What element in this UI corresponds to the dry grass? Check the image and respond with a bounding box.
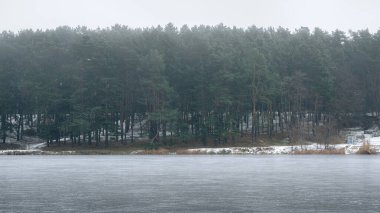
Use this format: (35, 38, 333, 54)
(139, 148, 171, 155)
(357, 141, 376, 154)
(293, 148, 345, 155)
(43, 141, 147, 152)
(175, 149, 206, 155)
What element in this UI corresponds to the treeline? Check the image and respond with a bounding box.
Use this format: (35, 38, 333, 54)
(0, 24, 379, 147)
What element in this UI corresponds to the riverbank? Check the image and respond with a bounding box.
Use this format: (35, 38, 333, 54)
(1, 142, 379, 155)
(2, 127, 380, 155)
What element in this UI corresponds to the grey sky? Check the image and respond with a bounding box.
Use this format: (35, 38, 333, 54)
(0, 0, 379, 33)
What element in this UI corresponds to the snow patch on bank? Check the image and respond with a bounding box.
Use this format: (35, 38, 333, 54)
(26, 142, 46, 150)
(2, 126, 380, 155)
(0, 150, 75, 155)
(186, 126, 380, 155)
(187, 143, 349, 155)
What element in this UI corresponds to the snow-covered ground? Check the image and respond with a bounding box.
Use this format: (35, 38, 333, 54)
(0, 138, 48, 155)
(186, 144, 342, 155)
(185, 143, 380, 155)
(0, 149, 75, 155)
(2, 126, 380, 155)
(186, 126, 380, 155)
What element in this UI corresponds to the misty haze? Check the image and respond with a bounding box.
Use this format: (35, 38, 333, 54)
(1, 0, 380, 212)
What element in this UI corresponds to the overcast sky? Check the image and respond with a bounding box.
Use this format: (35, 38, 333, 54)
(0, 0, 379, 33)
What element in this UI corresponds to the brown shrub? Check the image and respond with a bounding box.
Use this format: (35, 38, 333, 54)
(357, 141, 376, 154)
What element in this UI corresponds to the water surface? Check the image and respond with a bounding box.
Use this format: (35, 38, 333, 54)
(1, 155, 380, 212)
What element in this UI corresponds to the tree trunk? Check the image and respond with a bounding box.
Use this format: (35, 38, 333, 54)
(88, 131, 92, 145)
(251, 99, 256, 144)
(115, 113, 119, 143)
(105, 124, 109, 147)
(20, 114, 24, 140)
(120, 116, 124, 144)
(1, 114, 6, 143)
(131, 113, 134, 143)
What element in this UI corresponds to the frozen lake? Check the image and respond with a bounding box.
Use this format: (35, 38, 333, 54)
(1, 155, 380, 212)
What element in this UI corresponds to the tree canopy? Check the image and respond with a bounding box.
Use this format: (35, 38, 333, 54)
(1, 24, 379, 146)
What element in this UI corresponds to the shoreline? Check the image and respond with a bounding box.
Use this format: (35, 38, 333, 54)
(1, 143, 378, 155)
